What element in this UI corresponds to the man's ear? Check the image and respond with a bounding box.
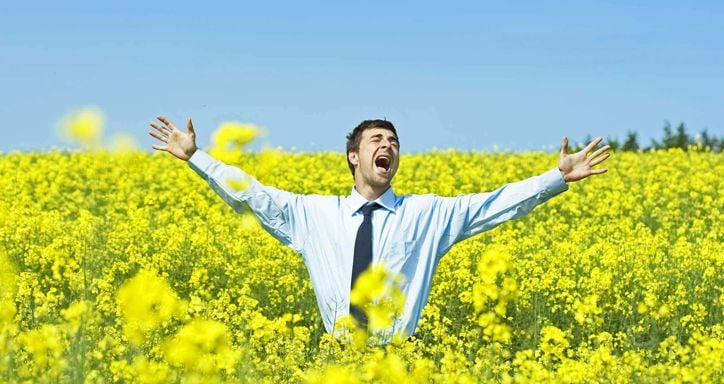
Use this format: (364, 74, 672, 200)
(348, 151, 359, 167)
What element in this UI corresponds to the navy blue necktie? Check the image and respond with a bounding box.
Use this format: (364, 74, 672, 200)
(350, 202, 381, 327)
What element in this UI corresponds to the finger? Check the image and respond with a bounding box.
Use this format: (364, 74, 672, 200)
(149, 130, 169, 143)
(589, 153, 610, 166)
(590, 168, 608, 175)
(561, 136, 568, 155)
(150, 122, 171, 136)
(151, 144, 167, 152)
(589, 144, 610, 159)
(584, 137, 603, 153)
(157, 115, 178, 131)
(187, 118, 195, 135)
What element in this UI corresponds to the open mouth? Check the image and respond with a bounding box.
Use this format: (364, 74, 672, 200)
(374, 155, 392, 174)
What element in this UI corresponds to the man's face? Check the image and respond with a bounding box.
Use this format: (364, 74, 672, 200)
(348, 128, 400, 189)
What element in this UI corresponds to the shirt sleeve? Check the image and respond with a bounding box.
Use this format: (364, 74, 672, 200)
(434, 167, 569, 257)
(187, 150, 306, 251)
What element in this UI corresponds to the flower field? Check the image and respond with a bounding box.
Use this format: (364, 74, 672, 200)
(0, 146, 721, 383)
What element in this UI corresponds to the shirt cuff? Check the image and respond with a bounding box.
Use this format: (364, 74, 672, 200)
(187, 149, 215, 176)
(540, 167, 569, 197)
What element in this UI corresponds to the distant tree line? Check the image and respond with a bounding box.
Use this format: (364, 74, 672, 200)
(575, 121, 722, 152)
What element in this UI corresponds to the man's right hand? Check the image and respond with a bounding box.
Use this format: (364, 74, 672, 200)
(149, 116, 198, 161)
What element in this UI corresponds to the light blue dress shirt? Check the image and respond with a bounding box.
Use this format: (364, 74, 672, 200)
(188, 150, 569, 339)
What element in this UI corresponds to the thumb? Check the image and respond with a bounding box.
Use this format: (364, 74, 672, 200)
(187, 118, 195, 135)
(560, 136, 568, 155)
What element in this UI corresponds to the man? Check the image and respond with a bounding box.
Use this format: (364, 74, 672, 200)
(148, 116, 610, 341)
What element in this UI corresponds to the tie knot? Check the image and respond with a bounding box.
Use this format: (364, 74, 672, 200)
(361, 202, 381, 217)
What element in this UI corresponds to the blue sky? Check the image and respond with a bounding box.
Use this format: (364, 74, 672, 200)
(1, 1, 722, 153)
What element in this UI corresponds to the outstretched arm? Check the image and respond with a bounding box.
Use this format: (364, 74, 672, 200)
(148, 115, 307, 250)
(433, 135, 610, 258)
(558, 136, 610, 183)
(148, 116, 198, 161)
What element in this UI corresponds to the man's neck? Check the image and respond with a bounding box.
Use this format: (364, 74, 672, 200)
(354, 183, 390, 201)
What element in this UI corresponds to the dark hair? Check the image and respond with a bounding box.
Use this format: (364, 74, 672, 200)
(346, 119, 399, 176)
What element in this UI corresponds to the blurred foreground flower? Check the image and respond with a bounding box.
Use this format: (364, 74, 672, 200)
(58, 107, 105, 149)
(61, 300, 89, 334)
(131, 356, 171, 384)
(164, 319, 240, 375)
(116, 270, 184, 345)
(16, 324, 66, 374)
(0, 250, 17, 327)
(212, 121, 261, 150)
(304, 365, 360, 384)
(350, 265, 405, 334)
(209, 121, 263, 163)
(472, 246, 518, 343)
(109, 133, 140, 152)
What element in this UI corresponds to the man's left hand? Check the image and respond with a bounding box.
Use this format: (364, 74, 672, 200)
(558, 136, 611, 183)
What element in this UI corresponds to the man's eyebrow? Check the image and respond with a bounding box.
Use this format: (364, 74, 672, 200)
(369, 133, 398, 141)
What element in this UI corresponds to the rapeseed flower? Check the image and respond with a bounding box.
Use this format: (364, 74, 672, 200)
(1, 143, 721, 382)
(539, 325, 570, 363)
(16, 324, 66, 373)
(131, 356, 171, 384)
(0, 250, 16, 326)
(212, 121, 261, 150)
(60, 300, 88, 334)
(116, 269, 183, 344)
(573, 294, 603, 325)
(58, 107, 104, 149)
(208, 121, 262, 163)
(164, 318, 239, 375)
(109, 132, 140, 152)
(472, 246, 517, 343)
(304, 365, 361, 384)
(350, 265, 405, 333)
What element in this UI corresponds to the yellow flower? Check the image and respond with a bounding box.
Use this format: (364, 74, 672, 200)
(0, 301, 14, 327)
(476, 246, 512, 284)
(131, 356, 171, 384)
(16, 324, 66, 368)
(116, 269, 183, 344)
(108, 133, 140, 152)
(363, 352, 408, 383)
(350, 265, 389, 307)
(573, 294, 603, 325)
(350, 265, 405, 333)
(304, 365, 361, 384)
(208, 121, 262, 161)
(539, 326, 570, 362)
(164, 318, 239, 374)
(58, 107, 104, 149)
(212, 122, 261, 149)
(0, 250, 17, 325)
(472, 246, 517, 343)
(476, 312, 512, 344)
(61, 300, 88, 334)
(3, 137, 722, 382)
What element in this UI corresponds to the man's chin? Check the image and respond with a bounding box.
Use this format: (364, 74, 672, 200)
(367, 175, 390, 186)
(372, 176, 394, 189)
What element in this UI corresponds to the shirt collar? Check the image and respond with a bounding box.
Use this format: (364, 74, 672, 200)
(347, 185, 397, 215)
